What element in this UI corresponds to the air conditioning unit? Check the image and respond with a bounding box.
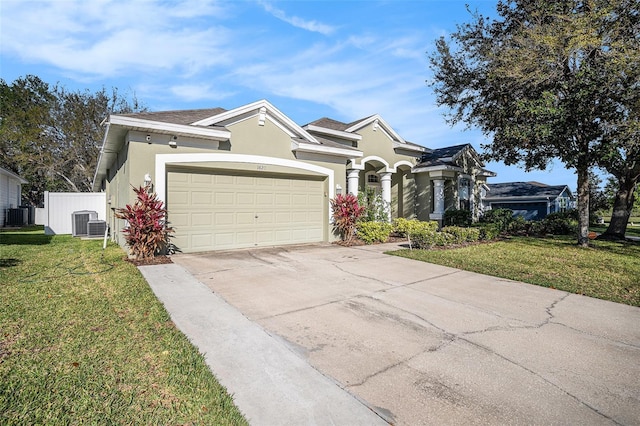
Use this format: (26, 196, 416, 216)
(72, 210, 98, 237)
(87, 220, 107, 237)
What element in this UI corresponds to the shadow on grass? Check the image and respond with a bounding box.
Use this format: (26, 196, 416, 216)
(516, 235, 640, 259)
(0, 258, 21, 267)
(0, 227, 53, 246)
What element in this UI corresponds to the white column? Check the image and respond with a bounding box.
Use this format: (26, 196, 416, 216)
(347, 169, 360, 196)
(380, 172, 392, 222)
(430, 179, 445, 220)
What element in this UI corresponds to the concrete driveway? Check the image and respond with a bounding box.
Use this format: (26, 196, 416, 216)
(170, 243, 640, 425)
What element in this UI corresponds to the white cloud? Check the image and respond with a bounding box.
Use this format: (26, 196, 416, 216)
(258, 1, 335, 35)
(169, 84, 236, 102)
(0, 0, 231, 78)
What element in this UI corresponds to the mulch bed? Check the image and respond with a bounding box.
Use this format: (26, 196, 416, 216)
(125, 256, 173, 266)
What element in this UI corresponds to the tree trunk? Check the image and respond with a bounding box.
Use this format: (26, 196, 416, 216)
(599, 176, 636, 241)
(576, 167, 590, 247)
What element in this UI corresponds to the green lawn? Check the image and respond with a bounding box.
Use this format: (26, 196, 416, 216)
(390, 236, 640, 307)
(590, 224, 640, 238)
(0, 227, 247, 425)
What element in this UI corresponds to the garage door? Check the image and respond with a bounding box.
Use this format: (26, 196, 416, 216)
(167, 170, 325, 252)
(491, 202, 548, 221)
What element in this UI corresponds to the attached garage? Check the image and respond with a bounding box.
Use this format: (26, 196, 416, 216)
(490, 202, 548, 221)
(167, 168, 327, 252)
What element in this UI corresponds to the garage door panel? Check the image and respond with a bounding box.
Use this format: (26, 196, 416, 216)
(192, 213, 212, 226)
(275, 193, 290, 205)
(258, 212, 274, 224)
(236, 193, 255, 205)
(192, 233, 213, 248)
(192, 174, 213, 184)
(215, 212, 234, 225)
(291, 194, 308, 205)
(191, 192, 213, 205)
(256, 193, 274, 206)
(236, 231, 254, 245)
(172, 191, 189, 204)
(237, 176, 254, 185)
(237, 212, 255, 224)
(215, 192, 234, 205)
(214, 232, 234, 246)
(168, 170, 325, 252)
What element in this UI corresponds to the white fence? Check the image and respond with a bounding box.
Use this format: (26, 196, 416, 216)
(40, 192, 106, 235)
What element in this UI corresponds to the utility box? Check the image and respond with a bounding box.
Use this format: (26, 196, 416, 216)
(71, 210, 98, 237)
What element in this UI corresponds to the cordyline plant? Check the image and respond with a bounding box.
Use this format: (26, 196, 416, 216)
(115, 185, 174, 260)
(330, 193, 365, 244)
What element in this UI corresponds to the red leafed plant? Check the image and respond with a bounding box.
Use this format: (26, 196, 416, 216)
(115, 185, 174, 260)
(330, 193, 365, 244)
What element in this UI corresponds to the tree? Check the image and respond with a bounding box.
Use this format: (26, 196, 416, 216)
(0, 75, 145, 205)
(0, 75, 58, 204)
(588, 172, 611, 224)
(429, 0, 639, 247)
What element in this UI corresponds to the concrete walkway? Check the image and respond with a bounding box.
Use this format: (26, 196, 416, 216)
(141, 242, 640, 425)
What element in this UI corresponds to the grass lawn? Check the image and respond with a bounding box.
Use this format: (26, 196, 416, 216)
(0, 227, 247, 425)
(590, 224, 640, 238)
(390, 236, 640, 307)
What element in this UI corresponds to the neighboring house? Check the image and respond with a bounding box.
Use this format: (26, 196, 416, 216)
(0, 167, 28, 227)
(92, 99, 495, 253)
(482, 181, 575, 220)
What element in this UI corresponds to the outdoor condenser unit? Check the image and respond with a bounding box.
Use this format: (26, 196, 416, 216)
(87, 220, 107, 237)
(72, 210, 98, 237)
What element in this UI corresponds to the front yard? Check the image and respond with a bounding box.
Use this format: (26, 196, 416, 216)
(390, 236, 640, 307)
(0, 227, 246, 425)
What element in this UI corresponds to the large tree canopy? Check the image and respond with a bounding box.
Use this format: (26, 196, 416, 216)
(0, 75, 145, 205)
(429, 0, 639, 246)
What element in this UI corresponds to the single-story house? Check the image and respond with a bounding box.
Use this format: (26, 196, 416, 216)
(92, 99, 495, 253)
(482, 181, 575, 220)
(0, 166, 28, 227)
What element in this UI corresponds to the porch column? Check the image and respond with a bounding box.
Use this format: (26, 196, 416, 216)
(380, 172, 392, 222)
(347, 169, 360, 196)
(430, 179, 445, 221)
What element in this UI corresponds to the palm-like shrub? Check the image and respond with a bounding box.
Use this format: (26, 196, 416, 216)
(330, 193, 365, 244)
(115, 185, 174, 260)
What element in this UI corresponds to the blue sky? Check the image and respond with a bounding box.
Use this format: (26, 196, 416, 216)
(0, 0, 577, 189)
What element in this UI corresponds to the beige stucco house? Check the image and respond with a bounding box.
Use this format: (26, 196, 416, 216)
(92, 100, 495, 253)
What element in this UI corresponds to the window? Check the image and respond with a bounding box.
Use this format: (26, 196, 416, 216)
(459, 178, 470, 210)
(558, 197, 567, 212)
(367, 174, 379, 184)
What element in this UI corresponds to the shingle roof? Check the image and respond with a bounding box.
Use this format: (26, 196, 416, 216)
(486, 182, 571, 198)
(120, 108, 227, 125)
(420, 144, 470, 161)
(305, 117, 350, 131)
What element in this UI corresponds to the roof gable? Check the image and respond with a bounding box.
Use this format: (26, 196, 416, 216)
(345, 114, 405, 144)
(191, 99, 319, 144)
(0, 167, 28, 184)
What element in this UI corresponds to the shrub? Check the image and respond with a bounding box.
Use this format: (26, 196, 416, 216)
(444, 209, 472, 227)
(480, 208, 514, 233)
(358, 187, 389, 222)
(357, 221, 394, 244)
(507, 215, 529, 234)
(474, 223, 501, 240)
(540, 215, 578, 236)
(330, 193, 365, 243)
(394, 218, 438, 236)
(410, 229, 439, 249)
(115, 185, 174, 260)
(441, 226, 480, 243)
